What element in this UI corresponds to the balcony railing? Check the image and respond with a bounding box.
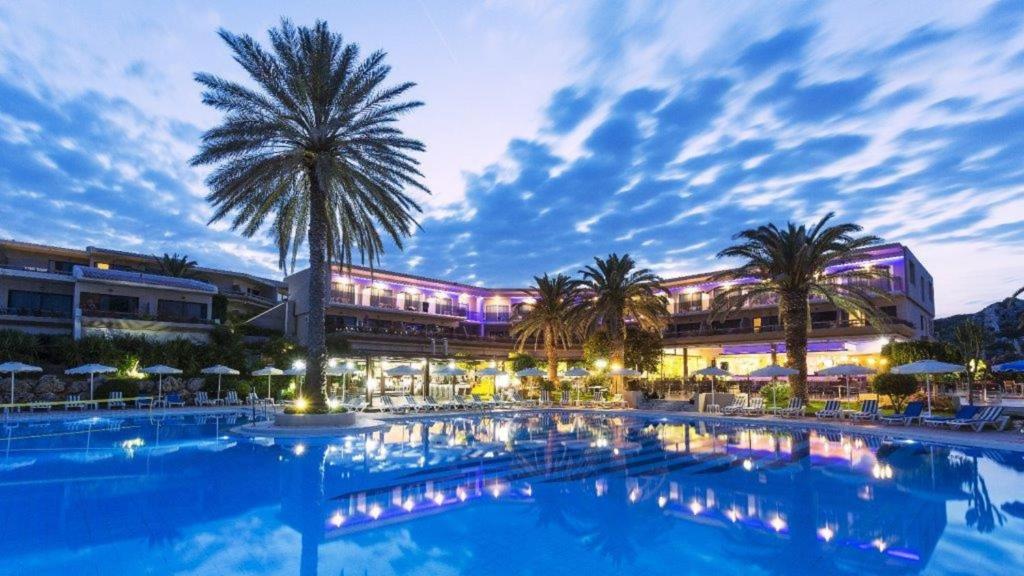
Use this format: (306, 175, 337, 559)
(369, 296, 397, 309)
(330, 291, 356, 305)
(484, 311, 511, 323)
(0, 307, 72, 319)
(329, 323, 515, 343)
(434, 305, 469, 317)
(81, 309, 217, 325)
(664, 318, 912, 339)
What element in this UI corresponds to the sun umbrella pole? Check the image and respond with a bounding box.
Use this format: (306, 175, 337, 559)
(267, 375, 272, 401)
(9, 372, 14, 405)
(90, 372, 95, 402)
(217, 374, 222, 402)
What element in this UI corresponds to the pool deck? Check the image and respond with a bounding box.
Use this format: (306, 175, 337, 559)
(5, 405, 1023, 452)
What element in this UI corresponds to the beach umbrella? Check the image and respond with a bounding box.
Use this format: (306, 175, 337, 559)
(478, 366, 504, 376)
(748, 364, 799, 411)
(515, 367, 546, 378)
(327, 363, 358, 401)
(0, 362, 42, 405)
(252, 366, 283, 400)
(993, 359, 1024, 373)
(65, 363, 117, 402)
(816, 364, 875, 399)
(892, 359, 966, 415)
(385, 365, 420, 377)
(434, 365, 467, 376)
(140, 365, 182, 399)
(692, 366, 732, 409)
(563, 367, 590, 403)
(200, 365, 240, 402)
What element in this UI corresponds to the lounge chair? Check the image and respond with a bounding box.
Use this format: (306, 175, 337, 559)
(722, 398, 747, 415)
(945, 406, 1009, 432)
(539, 390, 552, 406)
(848, 399, 879, 421)
(458, 395, 482, 410)
(422, 395, 448, 411)
(29, 400, 53, 412)
(404, 395, 430, 412)
(66, 395, 86, 411)
(510, 391, 534, 407)
(194, 391, 215, 407)
(604, 393, 627, 409)
(164, 393, 185, 407)
(777, 398, 805, 418)
(135, 396, 154, 408)
(344, 397, 368, 412)
(815, 399, 842, 419)
(741, 397, 766, 416)
(924, 405, 978, 427)
(379, 395, 405, 413)
(224, 391, 242, 406)
(472, 394, 497, 409)
(246, 392, 261, 405)
(108, 391, 126, 409)
(878, 401, 924, 426)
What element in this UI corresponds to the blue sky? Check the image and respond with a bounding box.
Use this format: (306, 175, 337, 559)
(0, 1, 1022, 315)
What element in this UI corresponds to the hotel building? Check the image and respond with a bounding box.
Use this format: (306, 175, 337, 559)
(1, 238, 934, 377)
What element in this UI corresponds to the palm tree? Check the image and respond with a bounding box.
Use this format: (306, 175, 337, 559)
(155, 253, 198, 278)
(191, 20, 427, 412)
(711, 213, 887, 400)
(511, 274, 583, 385)
(577, 254, 668, 392)
(1013, 286, 1023, 329)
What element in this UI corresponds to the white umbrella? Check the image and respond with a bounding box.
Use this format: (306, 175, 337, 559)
(252, 366, 283, 401)
(385, 365, 420, 377)
(200, 365, 240, 402)
(692, 366, 732, 410)
(515, 367, 546, 378)
(892, 359, 966, 415)
(0, 361, 42, 405)
(65, 363, 117, 402)
(478, 367, 504, 376)
(563, 367, 590, 404)
(140, 365, 182, 400)
(434, 365, 467, 377)
(816, 364, 875, 400)
(748, 364, 799, 411)
(327, 364, 358, 401)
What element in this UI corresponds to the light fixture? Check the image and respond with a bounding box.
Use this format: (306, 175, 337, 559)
(594, 359, 608, 370)
(368, 504, 383, 519)
(295, 397, 309, 412)
(688, 500, 703, 515)
(329, 512, 345, 527)
(292, 359, 306, 370)
(818, 526, 835, 542)
(433, 492, 446, 505)
(769, 516, 787, 532)
(293, 443, 306, 456)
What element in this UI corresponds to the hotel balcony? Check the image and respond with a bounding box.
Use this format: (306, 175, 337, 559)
(663, 317, 916, 346)
(329, 291, 470, 319)
(671, 277, 906, 316)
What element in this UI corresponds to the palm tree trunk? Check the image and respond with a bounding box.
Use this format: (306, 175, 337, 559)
(545, 327, 558, 385)
(781, 290, 809, 401)
(611, 339, 625, 395)
(305, 169, 329, 412)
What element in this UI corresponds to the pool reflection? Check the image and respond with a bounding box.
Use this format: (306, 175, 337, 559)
(0, 413, 1022, 575)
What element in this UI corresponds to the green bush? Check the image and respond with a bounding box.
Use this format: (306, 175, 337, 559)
(95, 378, 141, 399)
(759, 383, 791, 408)
(874, 373, 920, 412)
(0, 329, 39, 362)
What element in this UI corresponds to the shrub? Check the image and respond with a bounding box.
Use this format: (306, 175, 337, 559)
(0, 329, 38, 362)
(874, 373, 919, 412)
(759, 382, 790, 409)
(95, 378, 141, 400)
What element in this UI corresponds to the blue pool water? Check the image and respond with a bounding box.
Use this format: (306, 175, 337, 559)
(1, 412, 1023, 575)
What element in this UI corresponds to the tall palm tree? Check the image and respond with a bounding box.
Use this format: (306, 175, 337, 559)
(191, 20, 427, 412)
(577, 254, 668, 392)
(1013, 286, 1024, 329)
(711, 213, 887, 400)
(155, 253, 198, 278)
(511, 274, 583, 385)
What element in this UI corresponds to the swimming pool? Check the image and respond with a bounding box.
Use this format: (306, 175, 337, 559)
(0, 412, 1022, 575)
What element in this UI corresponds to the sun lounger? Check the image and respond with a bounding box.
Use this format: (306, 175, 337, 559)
(945, 406, 1009, 432)
(878, 401, 924, 426)
(422, 395, 451, 411)
(224, 391, 241, 406)
(29, 401, 52, 412)
(472, 394, 497, 409)
(246, 392, 261, 405)
(165, 393, 185, 407)
(66, 395, 86, 411)
(777, 398, 805, 418)
(924, 405, 978, 427)
(108, 391, 126, 409)
(722, 398, 746, 415)
(741, 397, 766, 416)
(135, 396, 153, 408)
(815, 399, 842, 419)
(344, 397, 368, 411)
(194, 391, 215, 407)
(848, 399, 879, 421)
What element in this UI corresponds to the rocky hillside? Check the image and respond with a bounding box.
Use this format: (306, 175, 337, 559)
(935, 298, 1024, 363)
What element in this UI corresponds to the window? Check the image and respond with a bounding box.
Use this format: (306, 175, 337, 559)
(6, 290, 72, 316)
(908, 260, 916, 285)
(484, 304, 510, 322)
(403, 292, 422, 311)
(157, 299, 208, 322)
(50, 260, 79, 274)
(80, 292, 139, 315)
(370, 287, 395, 308)
(676, 291, 704, 312)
